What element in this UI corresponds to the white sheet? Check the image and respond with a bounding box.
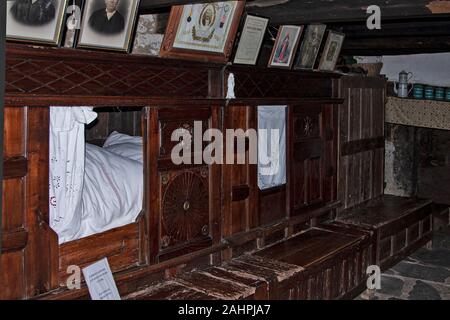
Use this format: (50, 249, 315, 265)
(49, 107, 98, 243)
(257, 106, 287, 190)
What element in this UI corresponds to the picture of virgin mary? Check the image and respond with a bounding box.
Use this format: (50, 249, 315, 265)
(275, 33, 291, 64)
(269, 25, 303, 68)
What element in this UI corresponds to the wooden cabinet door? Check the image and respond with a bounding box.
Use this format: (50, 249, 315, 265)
(145, 106, 221, 263)
(290, 104, 337, 216)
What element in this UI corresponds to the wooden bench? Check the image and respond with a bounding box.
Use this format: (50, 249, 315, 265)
(123, 223, 373, 300)
(336, 195, 434, 270)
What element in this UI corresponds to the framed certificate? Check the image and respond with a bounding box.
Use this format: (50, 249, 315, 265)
(233, 14, 269, 65)
(160, 1, 245, 63)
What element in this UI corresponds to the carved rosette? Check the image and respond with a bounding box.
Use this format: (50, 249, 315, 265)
(161, 170, 209, 248)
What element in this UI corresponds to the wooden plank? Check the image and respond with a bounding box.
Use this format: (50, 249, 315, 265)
(341, 137, 384, 156)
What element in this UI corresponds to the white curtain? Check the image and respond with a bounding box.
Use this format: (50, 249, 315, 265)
(49, 107, 97, 244)
(257, 106, 287, 190)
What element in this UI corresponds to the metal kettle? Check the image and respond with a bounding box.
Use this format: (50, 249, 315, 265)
(394, 70, 413, 98)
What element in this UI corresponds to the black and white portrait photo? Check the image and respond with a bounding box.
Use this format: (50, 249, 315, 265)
(89, 0, 125, 35)
(10, 0, 56, 26)
(6, 0, 68, 45)
(78, 0, 140, 52)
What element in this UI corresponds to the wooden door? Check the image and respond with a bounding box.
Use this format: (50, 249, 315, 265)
(1, 106, 57, 299)
(145, 106, 221, 263)
(290, 104, 337, 216)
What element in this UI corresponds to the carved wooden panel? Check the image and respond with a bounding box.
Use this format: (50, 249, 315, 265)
(146, 106, 221, 263)
(160, 168, 210, 250)
(6, 44, 212, 98)
(290, 104, 337, 216)
(228, 67, 337, 99)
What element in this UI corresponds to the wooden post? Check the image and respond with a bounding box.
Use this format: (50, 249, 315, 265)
(0, 0, 5, 261)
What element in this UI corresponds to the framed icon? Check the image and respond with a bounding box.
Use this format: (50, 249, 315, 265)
(268, 25, 303, 69)
(294, 24, 326, 70)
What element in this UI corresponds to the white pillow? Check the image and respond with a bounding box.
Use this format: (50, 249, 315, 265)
(104, 143, 143, 163)
(103, 131, 142, 147)
(76, 144, 143, 241)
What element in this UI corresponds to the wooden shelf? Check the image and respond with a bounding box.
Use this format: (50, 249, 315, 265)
(386, 96, 450, 130)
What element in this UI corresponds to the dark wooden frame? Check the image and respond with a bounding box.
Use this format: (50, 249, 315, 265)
(293, 23, 327, 71)
(232, 13, 269, 66)
(0, 0, 5, 257)
(2, 43, 350, 300)
(160, 1, 245, 63)
(318, 30, 345, 72)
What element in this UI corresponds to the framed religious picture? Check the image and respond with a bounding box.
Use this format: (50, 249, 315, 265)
(233, 14, 269, 65)
(160, 1, 245, 63)
(132, 13, 169, 56)
(268, 25, 303, 69)
(294, 23, 326, 70)
(318, 31, 345, 71)
(77, 0, 140, 52)
(6, 0, 69, 45)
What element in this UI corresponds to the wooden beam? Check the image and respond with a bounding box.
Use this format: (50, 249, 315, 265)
(246, 0, 450, 24)
(140, 0, 231, 9)
(342, 35, 450, 55)
(140, 0, 450, 24)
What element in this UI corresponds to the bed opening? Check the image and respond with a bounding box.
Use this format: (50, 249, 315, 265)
(48, 106, 146, 281)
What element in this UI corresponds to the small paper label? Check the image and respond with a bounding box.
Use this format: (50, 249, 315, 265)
(82, 258, 121, 300)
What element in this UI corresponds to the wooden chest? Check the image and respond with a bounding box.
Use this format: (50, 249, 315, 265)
(337, 195, 433, 270)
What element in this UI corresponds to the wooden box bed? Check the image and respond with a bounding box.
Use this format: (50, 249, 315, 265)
(1, 43, 395, 300)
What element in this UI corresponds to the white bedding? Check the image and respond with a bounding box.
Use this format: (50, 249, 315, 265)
(78, 144, 143, 241)
(50, 107, 144, 244)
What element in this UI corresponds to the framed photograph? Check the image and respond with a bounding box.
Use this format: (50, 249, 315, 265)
(6, 0, 69, 45)
(160, 1, 245, 63)
(233, 14, 269, 65)
(132, 13, 169, 56)
(268, 25, 303, 69)
(318, 31, 345, 71)
(77, 0, 140, 52)
(294, 24, 326, 70)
